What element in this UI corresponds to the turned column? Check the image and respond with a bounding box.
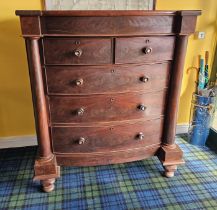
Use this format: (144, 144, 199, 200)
(158, 11, 201, 177)
(25, 37, 59, 192)
(25, 37, 52, 159)
(158, 35, 189, 177)
(163, 35, 188, 146)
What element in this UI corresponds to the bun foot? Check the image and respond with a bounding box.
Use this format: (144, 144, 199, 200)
(164, 165, 177, 178)
(165, 171, 175, 178)
(49, 178, 56, 184)
(41, 178, 55, 192)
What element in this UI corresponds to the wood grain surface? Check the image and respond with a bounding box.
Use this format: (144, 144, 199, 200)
(43, 38, 112, 64)
(49, 90, 167, 124)
(115, 36, 175, 64)
(56, 145, 159, 166)
(41, 16, 175, 36)
(52, 118, 163, 153)
(16, 10, 200, 189)
(45, 62, 171, 95)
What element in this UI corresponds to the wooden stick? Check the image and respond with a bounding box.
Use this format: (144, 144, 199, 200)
(205, 51, 209, 65)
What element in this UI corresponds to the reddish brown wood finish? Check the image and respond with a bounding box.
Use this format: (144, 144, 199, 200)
(157, 36, 189, 175)
(45, 62, 171, 95)
(49, 91, 167, 124)
(43, 38, 112, 65)
(177, 15, 199, 35)
(115, 36, 175, 64)
(20, 16, 41, 36)
(25, 38, 52, 159)
(163, 36, 188, 145)
(42, 16, 175, 36)
(157, 144, 185, 177)
(16, 10, 200, 192)
(16, 10, 201, 17)
(52, 118, 163, 153)
(16, 10, 201, 37)
(56, 145, 160, 166)
(25, 38, 60, 191)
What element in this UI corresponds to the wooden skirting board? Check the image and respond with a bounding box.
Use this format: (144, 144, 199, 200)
(0, 124, 188, 149)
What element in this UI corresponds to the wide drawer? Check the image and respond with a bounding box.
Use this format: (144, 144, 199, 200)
(45, 62, 171, 95)
(52, 118, 163, 153)
(43, 38, 112, 65)
(49, 91, 167, 124)
(115, 36, 175, 64)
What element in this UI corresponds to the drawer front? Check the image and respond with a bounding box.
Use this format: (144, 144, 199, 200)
(115, 36, 175, 64)
(52, 118, 163, 153)
(43, 38, 112, 65)
(49, 91, 166, 124)
(46, 62, 171, 95)
(42, 16, 175, 35)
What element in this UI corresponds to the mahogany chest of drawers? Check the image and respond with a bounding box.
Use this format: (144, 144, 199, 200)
(16, 10, 200, 192)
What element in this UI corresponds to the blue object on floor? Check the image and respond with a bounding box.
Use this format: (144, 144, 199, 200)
(189, 94, 215, 146)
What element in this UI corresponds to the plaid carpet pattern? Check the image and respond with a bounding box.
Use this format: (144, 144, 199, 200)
(0, 136, 217, 210)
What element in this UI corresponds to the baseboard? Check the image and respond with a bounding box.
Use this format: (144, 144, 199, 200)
(0, 135, 37, 149)
(176, 124, 189, 135)
(0, 124, 189, 149)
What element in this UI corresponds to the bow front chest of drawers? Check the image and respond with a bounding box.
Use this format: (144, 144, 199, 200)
(16, 10, 200, 192)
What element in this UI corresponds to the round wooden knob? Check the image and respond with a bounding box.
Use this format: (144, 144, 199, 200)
(74, 49, 82, 57)
(138, 104, 146, 111)
(137, 132, 145, 140)
(140, 76, 149, 83)
(75, 78, 84, 86)
(143, 47, 152, 54)
(77, 108, 85, 116)
(78, 137, 86, 144)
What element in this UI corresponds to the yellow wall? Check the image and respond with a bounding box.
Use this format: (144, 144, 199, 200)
(0, 1, 42, 137)
(157, 0, 217, 124)
(0, 0, 217, 137)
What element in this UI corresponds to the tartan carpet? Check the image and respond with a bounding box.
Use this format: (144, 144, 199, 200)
(0, 136, 217, 210)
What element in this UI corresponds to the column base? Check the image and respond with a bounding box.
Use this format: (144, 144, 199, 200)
(157, 144, 185, 178)
(33, 154, 60, 192)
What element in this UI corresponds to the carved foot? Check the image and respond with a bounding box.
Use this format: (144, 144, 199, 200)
(41, 178, 55, 193)
(164, 165, 177, 178)
(33, 154, 60, 192)
(157, 144, 184, 177)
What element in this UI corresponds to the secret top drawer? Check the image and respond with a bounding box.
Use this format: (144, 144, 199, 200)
(115, 36, 175, 64)
(43, 38, 112, 65)
(41, 15, 175, 36)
